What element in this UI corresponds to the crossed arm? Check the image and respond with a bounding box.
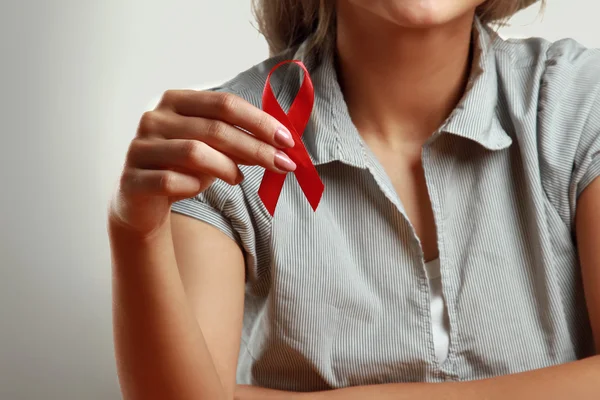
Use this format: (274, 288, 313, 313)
(235, 357, 600, 400)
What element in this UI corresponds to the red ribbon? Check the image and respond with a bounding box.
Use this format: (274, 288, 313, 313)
(258, 60, 325, 216)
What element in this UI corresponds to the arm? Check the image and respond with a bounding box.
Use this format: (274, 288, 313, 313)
(110, 213, 245, 400)
(110, 88, 295, 400)
(237, 356, 600, 400)
(237, 177, 600, 400)
(578, 177, 600, 353)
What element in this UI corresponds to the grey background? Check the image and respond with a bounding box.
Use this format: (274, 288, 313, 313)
(0, 1, 596, 399)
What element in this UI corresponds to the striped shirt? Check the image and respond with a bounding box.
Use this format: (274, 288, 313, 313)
(171, 18, 600, 389)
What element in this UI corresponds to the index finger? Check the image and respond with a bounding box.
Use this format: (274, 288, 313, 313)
(158, 90, 294, 149)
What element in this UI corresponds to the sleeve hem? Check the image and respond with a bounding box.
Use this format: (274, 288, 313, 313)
(171, 198, 242, 248)
(577, 156, 600, 198)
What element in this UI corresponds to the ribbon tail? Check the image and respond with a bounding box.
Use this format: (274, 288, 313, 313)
(258, 171, 287, 216)
(294, 164, 324, 212)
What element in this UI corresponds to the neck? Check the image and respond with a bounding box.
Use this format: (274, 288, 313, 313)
(335, 3, 475, 147)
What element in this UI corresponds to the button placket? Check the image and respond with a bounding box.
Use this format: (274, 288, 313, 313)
(421, 143, 459, 380)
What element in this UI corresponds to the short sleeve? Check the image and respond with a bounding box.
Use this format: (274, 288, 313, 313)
(171, 183, 243, 247)
(540, 42, 600, 224)
(573, 92, 600, 198)
(171, 174, 270, 286)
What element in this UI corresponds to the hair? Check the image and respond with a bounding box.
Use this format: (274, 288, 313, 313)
(252, 0, 544, 56)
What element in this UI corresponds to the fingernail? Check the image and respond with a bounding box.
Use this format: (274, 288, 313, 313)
(274, 151, 297, 172)
(274, 127, 295, 148)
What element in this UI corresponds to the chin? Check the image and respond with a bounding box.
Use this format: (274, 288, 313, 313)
(348, 0, 483, 28)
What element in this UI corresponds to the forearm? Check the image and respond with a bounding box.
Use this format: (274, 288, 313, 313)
(109, 218, 226, 400)
(238, 356, 600, 400)
(313, 355, 600, 400)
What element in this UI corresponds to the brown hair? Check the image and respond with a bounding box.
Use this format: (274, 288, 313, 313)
(252, 0, 544, 55)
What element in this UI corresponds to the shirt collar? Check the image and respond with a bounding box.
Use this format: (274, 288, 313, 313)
(287, 16, 511, 167)
(440, 18, 512, 150)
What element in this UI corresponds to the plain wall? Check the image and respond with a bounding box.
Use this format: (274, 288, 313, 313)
(0, 1, 597, 399)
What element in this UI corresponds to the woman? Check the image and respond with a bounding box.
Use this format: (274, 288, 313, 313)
(108, 0, 600, 399)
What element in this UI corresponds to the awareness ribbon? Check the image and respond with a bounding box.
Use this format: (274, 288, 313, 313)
(258, 60, 325, 216)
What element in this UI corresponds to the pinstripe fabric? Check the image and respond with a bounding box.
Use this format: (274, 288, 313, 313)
(171, 18, 600, 389)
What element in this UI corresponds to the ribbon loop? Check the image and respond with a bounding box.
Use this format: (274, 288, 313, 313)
(257, 60, 325, 216)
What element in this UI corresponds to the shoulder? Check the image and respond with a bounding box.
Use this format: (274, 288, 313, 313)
(492, 35, 600, 223)
(494, 33, 600, 70)
(492, 34, 600, 155)
(494, 35, 600, 113)
(541, 37, 600, 112)
(541, 40, 600, 138)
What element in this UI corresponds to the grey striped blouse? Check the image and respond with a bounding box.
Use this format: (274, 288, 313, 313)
(172, 18, 600, 389)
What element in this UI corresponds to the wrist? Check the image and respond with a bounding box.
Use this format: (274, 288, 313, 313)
(108, 211, 172, 245)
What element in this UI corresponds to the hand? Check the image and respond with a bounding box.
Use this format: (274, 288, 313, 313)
(108, 89, 297, 236)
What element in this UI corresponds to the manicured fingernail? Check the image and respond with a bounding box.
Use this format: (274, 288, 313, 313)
(274, 127, 295, 148)
(274, 151, 296, 172)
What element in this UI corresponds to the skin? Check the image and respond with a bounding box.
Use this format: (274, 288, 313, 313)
(108, 1, 600, 399)
(336, 0, 481, 261)
(110, 91, 296, 400)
